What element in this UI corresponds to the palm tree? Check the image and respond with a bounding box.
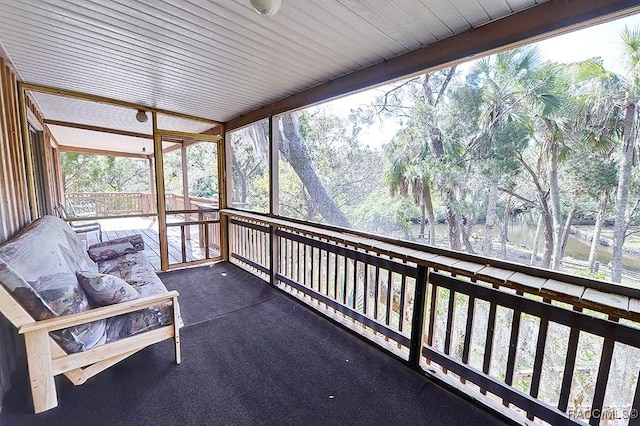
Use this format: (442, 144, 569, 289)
(569, 59, 623, 273)
(612, 26, 640, 283)
(469, 48, 564, 264)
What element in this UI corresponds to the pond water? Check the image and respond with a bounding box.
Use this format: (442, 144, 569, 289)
(409, 222, 640, 274)
(506, 223, 640, 273)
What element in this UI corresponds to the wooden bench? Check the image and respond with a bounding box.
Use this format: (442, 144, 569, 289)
(0, 284, 181, 413)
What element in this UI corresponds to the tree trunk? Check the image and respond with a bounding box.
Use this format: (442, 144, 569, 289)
(279, 113, 352, 228)
(612, 100, 637, 283)
(547, 129, 563, 271)
(530, 213, 543, 266)
(588, 190, 608, 272)
(461, 216, 476, 254)
(423, 73, 462, 249)
(419, 203, 426, 238)
(423, 182, 436, 245)
(484, 182, 498, 256)
(495, 215, 508, 260)
(559, 202, 577, 263)
(541, 196, 554, 269)
(230, 150, 247, 204)
(444, 189, 461, 251)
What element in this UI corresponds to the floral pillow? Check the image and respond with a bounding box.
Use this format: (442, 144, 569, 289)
(87, 234, 145, 262)
(76, 271, 140, 306)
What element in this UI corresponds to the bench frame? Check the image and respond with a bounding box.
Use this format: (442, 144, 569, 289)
(0, 285, 181, 413)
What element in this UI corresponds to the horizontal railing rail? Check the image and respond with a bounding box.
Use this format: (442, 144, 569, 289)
(224, 209, 640, 425)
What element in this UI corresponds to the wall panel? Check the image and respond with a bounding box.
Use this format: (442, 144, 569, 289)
(0, 57, 33, 412)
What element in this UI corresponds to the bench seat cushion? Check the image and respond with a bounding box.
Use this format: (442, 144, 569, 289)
(0, 216, 106, 352)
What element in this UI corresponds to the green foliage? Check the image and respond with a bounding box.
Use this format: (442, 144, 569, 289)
(61, 153, 149, 193)
(575, 268, 608, 281)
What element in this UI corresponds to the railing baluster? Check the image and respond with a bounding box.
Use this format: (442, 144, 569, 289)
(374, 264, 380, 322)
(363, 261, 369, 316)
(444, 289, 455, 356)
(481, 299, 498, 395)
(324, 247, 330, 296)
(295, 241, 300, 284)
(386, 270, 393, 327)
(353, 259, 358, 310)
(505, 306, 521, 386)
(558, 308, 582, 412)
(504, 307, 522, 406)
(180, 225, 187, 263)
(460, 295, 475, 384)
(309, 246, 312, 290)
(589, 318, 617, 426)
(204, 222, 210, 259)
(527, 310, 549, 420)
(322, 247, 327, 295)
(342, 255, 348, 305)
(333, 254, 339, 300)
(302, 243, 308, 288)
(399, 271, 407, 333)
(427, 283, 437, 347)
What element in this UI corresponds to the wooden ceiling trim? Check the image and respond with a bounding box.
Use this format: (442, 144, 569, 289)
(227, 0, 640, 131)
(43, 119, 153, 140)
(58, 145, 151, 159)
(21, 82, 222, 126)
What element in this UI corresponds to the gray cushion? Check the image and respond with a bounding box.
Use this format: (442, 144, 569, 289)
(76, 271, 140, 306)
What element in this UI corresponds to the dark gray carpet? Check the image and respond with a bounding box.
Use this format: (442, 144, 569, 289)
(1, 262, 506, 426)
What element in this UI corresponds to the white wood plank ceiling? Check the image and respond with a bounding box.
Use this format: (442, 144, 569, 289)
(0, 0, 548, 127)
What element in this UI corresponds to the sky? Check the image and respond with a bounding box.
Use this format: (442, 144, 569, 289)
(534, 13, 640, 75)
(322, 12, 640, 148)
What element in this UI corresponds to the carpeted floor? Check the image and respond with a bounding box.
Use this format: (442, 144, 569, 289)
(0, 262, 507, 426)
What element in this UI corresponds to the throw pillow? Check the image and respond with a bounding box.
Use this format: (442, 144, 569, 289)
(76, 271, 140, 305)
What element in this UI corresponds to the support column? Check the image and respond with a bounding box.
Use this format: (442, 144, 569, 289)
(269, 116, 279, 286)
(218, 124, 229, 261)
(17, 85, 37, 220)
(180, 143, 191, 240)
(152, 112, 169, 271)
(409, 265, 429, 368)
(147, 157, 155, 215)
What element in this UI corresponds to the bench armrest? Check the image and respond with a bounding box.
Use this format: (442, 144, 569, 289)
(18, 291, 179, 334)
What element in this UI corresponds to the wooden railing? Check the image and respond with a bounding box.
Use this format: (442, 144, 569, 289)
(225, 209, 640, 425)
(65, 193, 219, 217)
(166, 208, 221, 267)
(66, 192, 153, 215)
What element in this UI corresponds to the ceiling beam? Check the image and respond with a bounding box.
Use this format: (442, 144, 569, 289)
(20, 82, 223, 126)
(227, 0, 640, 131)
(58, 145, 151, 159)
(44, 119, 152, 140)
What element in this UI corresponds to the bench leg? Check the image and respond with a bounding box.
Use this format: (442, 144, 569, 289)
(173, 296, 182, 364)
(24, 329, 58, 413)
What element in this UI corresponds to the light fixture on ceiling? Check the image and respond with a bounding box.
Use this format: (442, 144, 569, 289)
(136, 109, 148, 123)
(250, 0, 281, 16)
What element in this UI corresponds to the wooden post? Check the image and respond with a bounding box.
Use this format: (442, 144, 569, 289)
(24, 329, 57, 413)
(17, 84, 37, 220)
(152, 112, 169, 271)
(409, 265, 429, 368)
(147, 157, 155, 215)
(269, 116, 279, 286)
(180, 144, 191, 240)
(218, 124, 230, 261)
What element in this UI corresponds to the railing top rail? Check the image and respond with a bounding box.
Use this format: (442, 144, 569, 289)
(223, 208, 640, 321)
